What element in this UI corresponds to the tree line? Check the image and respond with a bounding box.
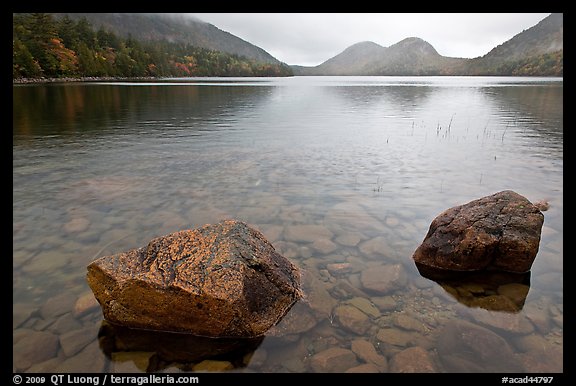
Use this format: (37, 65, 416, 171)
(13, 13, 293, 79)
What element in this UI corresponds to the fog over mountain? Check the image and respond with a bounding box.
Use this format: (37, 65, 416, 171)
(292, 13, 562, 76)
(55, 13, 283, 64)
(21, 12, 562, 78)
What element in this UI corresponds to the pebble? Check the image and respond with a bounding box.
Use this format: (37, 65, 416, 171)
(358, 236, 395, 259)
(59, 324, 100, 357)
(301, 272, 337, 319)
(326, 262, 353, 276)
(436, 320, 523, 372)
(376, 328, 412, 347)
(516, 345, 563, 373)
(282, 357, 306, 372)
(389, 346, 436, 373)
(385, 216, 399, 227)
(309, 347, 358, 373)
(192, 360, 234, 371)
(333, 304, 372, 335)
(344, 297, 381, 318)
(21, 252, 71, 275)
(360, 264, 407, 295)
(54, 341, 107, 372)
(40, 292, 77, 320)
(466, 308, 535, 335)
(533, 272, 563, 292)
(345, 363, 380, 373)
(243, 348, 268, 368)
(13, 250, 36, 270)
(335, 232, 363, 247)
(267, 302, 318, 339)
(48, 313, 82, 335)
(552, 314, 563, 329)
(393, 313, 427, 333)
(111, 351, 156, 372)
(311, 238, 338, 254)
(63, 217, 90, 233)
(256, 224, 283, 242)
(26, 357, 63, 373)
(73, 291, 100, 318)
(13, 303, 36, 329)
(497, 283, 530, 305)
(468, 294, 520, 313)
(13, 330, 59, 371)
(283, 224, 333, 243)
(350, 339, 388, 370)
(412, 276, 433, 289)
(522, 302, 552, 334)
(513, 334, 552, 353)
(371, 296, 398, 312)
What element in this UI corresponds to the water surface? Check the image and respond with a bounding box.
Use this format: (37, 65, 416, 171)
(13, 76, 563, 373)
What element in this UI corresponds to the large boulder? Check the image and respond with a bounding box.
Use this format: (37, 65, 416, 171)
(412, 190, 544, 273)
(87, 220, 302, 337)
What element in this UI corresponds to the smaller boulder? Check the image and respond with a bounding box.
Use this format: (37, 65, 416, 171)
(412, 190, 544, 273)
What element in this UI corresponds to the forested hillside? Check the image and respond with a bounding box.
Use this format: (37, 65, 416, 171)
(53, 13, 282, 65)
(13, 13, 293, 79)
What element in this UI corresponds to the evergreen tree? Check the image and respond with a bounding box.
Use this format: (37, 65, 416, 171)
(13, 38, 42, 78)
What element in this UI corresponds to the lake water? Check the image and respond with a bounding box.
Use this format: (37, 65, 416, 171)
(13, 76, 563, 373)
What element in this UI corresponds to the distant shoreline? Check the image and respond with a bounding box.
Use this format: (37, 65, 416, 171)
(13, 74, 563, 85)
(13, 76, 159, 84)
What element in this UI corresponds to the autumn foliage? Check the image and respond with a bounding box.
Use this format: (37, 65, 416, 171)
(13, 13, 293, 79)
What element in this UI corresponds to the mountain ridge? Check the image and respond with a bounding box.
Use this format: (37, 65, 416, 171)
(54, 13, 284, 65)
(14, 13, 562, 79)
(292, 13, 562, 76)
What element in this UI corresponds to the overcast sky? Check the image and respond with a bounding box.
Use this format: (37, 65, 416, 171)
(190, 13, 551, 66)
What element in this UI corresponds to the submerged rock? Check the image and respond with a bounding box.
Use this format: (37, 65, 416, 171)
(333, 304, 372, 335)
(309, 347, 358, 373)
(436, 320, 524, 372)
(87, 220, 302, 337)
(390, 346, 437, 373)
(412, 190, 544, 273)
(360, 264, 407, 295)
(350, 339, 388, 371)
(13, 330, 59, 371)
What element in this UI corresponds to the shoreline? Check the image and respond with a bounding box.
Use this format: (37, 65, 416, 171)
(13, 74, 563, 85)
(13, 76, 158, 84)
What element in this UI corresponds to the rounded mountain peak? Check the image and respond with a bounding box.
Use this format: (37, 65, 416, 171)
(342, 41, 386, 54)
(392, 37, 439, 56)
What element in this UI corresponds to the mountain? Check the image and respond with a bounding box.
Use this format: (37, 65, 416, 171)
(363, 37, 466, 75)
(303, 41, 386, 75)
(293, 13, 562, 76)
(54, 13, 283, 65)
(294, 38, 466, 76)
(466, 13, 563, 76)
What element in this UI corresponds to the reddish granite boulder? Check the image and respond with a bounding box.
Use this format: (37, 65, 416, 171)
(87, 220, 302, 337)
(412, 190, 544, 273)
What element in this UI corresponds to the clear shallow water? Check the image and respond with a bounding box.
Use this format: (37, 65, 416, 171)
(13, 76, 563, 373)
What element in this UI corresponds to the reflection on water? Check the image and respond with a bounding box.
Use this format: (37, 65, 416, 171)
(98, 322, 264, 372)
(415, 264, 531, 312)
(13, 77, 562, 373)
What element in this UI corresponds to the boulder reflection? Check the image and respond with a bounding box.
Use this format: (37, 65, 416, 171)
(415, 263, 531, 313)
(98, 321, 264, 372)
